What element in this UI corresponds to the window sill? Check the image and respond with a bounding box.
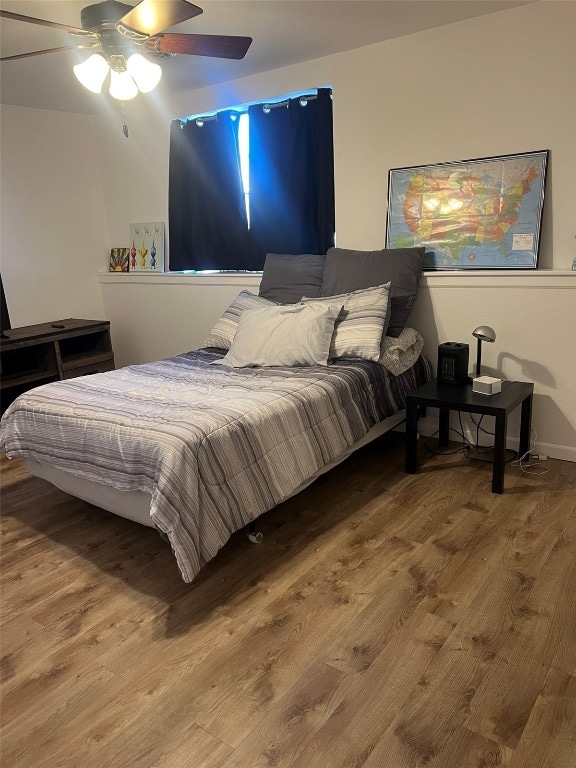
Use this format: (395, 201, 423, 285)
(420, 269, 575, 288)
(98, 269, 575, 289)
(98, 271, 262, 286)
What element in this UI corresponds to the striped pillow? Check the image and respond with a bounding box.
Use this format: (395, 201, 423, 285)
(303, 282, 391, 361)
(203, 290, 278, 350)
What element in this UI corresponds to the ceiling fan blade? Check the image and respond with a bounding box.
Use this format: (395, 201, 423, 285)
(0, 9, 91, 36)
(1, 45, 94, 62)
(154, 33, 252, 60)
(119, 0, 203, 37)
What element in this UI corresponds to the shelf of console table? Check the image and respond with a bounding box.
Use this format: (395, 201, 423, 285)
(1, 319, 114, 413)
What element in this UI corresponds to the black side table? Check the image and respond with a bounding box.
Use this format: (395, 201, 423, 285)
(405, 379, 534, 494)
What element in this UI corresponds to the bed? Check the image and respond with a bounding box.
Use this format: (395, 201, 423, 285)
(0, 247, 432, 583)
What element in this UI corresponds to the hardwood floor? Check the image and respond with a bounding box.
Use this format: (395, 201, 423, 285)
(1, 434, 575, 767)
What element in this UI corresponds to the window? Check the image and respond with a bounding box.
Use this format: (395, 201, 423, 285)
(238, 113, 250, 229)
(168, 88, 334, 272)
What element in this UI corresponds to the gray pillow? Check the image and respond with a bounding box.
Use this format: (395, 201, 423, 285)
(320, 247, 426, 337)
(217, 300, 343, 368)
(259, 253, 326, 304)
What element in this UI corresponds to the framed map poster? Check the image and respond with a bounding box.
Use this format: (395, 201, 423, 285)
(386, 150, 548, 269)
(129, 222, 165, 272)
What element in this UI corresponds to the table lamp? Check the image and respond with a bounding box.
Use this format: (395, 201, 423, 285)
(472, 325, 496, 376)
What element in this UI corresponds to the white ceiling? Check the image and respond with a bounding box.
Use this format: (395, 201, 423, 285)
(1, 0, 533, 114)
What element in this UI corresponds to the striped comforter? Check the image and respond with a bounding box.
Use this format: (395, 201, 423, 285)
(0, 349, 431, 582)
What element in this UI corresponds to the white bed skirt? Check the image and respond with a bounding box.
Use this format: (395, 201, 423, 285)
(24, 412, 405, 529)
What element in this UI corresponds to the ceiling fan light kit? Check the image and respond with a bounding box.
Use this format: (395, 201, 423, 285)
(2, 0, 252, 101)
(73, 51, 162, 99)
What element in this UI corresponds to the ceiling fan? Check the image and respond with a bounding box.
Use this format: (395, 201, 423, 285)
(0, 0, 253, 99)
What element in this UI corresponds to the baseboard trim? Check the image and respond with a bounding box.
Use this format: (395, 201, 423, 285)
(524, 442, 576, 463)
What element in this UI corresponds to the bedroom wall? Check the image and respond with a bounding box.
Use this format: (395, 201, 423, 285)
(0, 105, 108, 326)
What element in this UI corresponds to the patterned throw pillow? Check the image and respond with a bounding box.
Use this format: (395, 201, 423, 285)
(203, 290, 278, 350)
(302, 282, 391, 361)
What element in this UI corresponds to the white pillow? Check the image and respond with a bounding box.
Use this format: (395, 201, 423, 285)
(302, 282, 391, 361)
(203, 290, 278, 350)
(218, 301, 343, 368)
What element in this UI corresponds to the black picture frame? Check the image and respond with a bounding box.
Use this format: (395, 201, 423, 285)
(386, 149, 548, 270)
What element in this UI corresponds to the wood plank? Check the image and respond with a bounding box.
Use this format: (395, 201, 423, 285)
(463, 629, 550, 749)
(364, 722, 514, 767)
(511, 530, 576, 676)
(219, 659, 345, 768)
(361, 644, 487, 767)
(4, 612, 236, 766)
(418, 490, 544, 625)
(509, 668, 576, 768)
(287, 611, 453, 768)
(446, 566, 536, 662)
(1, 664, 123, 768)
(84, 723, 233, 768)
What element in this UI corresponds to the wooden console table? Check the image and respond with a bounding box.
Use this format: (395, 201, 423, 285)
(0, 319, 114, 413)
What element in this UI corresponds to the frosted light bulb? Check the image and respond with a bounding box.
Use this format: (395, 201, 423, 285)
(126, 54, 162, 93)
(73, 54, 110, 93)
(109, 69, 138, 101)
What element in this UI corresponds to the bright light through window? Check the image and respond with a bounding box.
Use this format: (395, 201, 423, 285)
(178, 88, 327, 260)
(238, 113, 250, 228)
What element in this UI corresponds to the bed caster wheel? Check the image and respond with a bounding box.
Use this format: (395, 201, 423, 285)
(248, 531, 263, 544)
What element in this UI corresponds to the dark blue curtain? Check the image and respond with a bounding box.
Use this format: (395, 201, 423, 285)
(168, 111, 249, 271)
(168, 89, 334, 271)
(248, 88, 335, 269)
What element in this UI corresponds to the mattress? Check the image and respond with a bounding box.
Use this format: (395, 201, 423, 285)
(23, 415, 403, 528)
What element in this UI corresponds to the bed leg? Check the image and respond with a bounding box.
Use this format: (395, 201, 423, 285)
(247, 521, 263, 544)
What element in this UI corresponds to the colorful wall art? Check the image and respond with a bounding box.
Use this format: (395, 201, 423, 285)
(109, 247, 130, 272)
(129, 222, 165, 272)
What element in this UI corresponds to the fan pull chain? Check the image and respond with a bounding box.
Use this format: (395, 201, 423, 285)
(122, 104, 129, 138)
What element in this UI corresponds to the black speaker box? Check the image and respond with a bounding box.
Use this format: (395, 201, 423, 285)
(437, 342, 469, 385)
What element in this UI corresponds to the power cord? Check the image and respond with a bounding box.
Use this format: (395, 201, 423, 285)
(462, 414, 516, 463)
(424, 412, 516, 464)
(511, 427, 549, 476)
(425, 415, 549, 476)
